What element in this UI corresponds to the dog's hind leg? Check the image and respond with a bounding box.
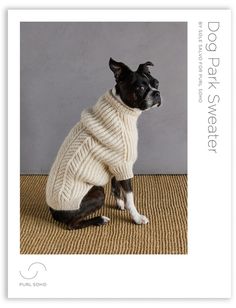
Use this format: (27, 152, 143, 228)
(111, 177, 125, 210)
(50, 186, 110, 229)
(67, 186, 109, 229)
(67, 215, 110, 230)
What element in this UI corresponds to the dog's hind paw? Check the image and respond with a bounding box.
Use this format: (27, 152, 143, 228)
(101, 216, 110, 224)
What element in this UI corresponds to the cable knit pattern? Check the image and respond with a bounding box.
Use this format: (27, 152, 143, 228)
(46, 90, 142, 210)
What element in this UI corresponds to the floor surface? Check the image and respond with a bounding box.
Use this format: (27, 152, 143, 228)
(20, 175, 187, 254)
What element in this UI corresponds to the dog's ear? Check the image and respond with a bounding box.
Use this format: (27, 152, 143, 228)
(109, 58, 131, 82)
(137, 61, 154, 75)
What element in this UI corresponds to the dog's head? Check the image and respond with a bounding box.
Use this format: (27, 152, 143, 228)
(109, 58, 161, 111)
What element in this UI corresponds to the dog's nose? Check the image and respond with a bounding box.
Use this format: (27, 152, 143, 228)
(156, 93, 161, 107)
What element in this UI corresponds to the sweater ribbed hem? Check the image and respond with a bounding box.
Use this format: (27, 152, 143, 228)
(109, 162, 134, 181)
(103, 90, 142, 117)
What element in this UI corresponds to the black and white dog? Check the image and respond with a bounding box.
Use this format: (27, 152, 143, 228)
(49, 58, 161, 229)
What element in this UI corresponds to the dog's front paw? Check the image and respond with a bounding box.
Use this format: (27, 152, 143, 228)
(134, 214, 149, 225)
(116, 199, 125, 210)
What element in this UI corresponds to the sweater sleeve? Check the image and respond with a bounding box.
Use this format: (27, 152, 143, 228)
(109, 161, 134, 181)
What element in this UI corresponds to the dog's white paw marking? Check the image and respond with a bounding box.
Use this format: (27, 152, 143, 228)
(102, 216, 110, 224)
(134, 214, 149, 225)
(116, 198, 125, 210)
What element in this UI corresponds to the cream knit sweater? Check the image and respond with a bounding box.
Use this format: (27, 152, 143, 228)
(46, 89, 142, 211)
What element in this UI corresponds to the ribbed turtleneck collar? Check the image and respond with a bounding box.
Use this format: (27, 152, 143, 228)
(102, 89, 142, 117)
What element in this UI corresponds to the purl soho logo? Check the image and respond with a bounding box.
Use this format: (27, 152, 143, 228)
(19, 262, 47, 287)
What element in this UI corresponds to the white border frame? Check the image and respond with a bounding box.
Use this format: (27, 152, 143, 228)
(8, 9, 231, 298)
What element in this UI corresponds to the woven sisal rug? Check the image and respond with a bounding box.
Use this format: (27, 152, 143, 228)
(20, 175, 187, 254)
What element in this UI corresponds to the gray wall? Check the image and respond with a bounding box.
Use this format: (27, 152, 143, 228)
(20, 22, 187, 174)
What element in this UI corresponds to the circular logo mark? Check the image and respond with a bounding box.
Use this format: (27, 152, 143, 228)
(19, 262, 47, 280)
